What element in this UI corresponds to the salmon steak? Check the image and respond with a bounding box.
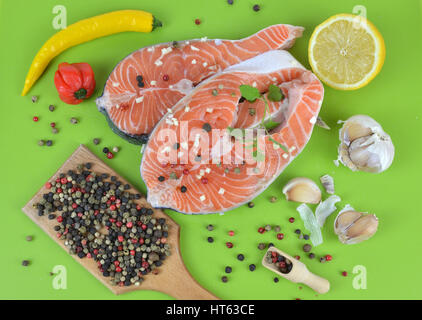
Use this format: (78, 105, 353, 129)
(96, 24, 304, 144)
(140, 50, 324, 214)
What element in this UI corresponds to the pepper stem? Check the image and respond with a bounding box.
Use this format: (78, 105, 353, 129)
(152, 16, 163, 30)
(74, 88, 87, 100)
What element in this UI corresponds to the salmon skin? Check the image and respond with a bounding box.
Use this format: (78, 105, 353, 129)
(96, 24, 304, 144)
(140, 50, 324, 214)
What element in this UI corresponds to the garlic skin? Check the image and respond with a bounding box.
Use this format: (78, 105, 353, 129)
(338, 115, 394, 173)
(334, 206, 379, 244)
(283, 177, 322, 204)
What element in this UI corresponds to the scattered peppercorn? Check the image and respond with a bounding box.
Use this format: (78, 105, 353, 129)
(237, 254, 245, 261)
(26, 236, 33, 242)
(38, 140, 45, 146)
(309, 253, 315, 259)
(258, 243, 266, 250)
(194, 18, 201, 25)
(158, 176, 165, 182)
(46, 140, 53, 147)
(202, 123, 212, 132)
(70, 117, 78, 124)
(289, 217, 295, 223)
(221, 276, 228, 283)
(265, 224, 272, 231)
(33, 116, 39, 122)
(227, 0, 234, 4)
(247, 202, 255, 208)
(258, 227, 265, 234)
(277, 233, 284, 240)
(102, 147, 109, 153)
(52, 128, 59, 134)
(249, 264, 256, 271)
(294, 229, 301, 234)
(207, 236, 214, 243)
(274, 225, 281, 233)
(226, 242, 233, 249)
(93, 138, 100, 145)
(268, 243, 274, 248)
(180, 186, 187, 193)
(252, 4, 260, 11)
(31, 96, 38, 103)
(48, 105, 55, 111)
(303, 234, 310, 240)
(325, 254, 333, 261)
(228, 230, 235, 236)
(22, 260, 30, 266)
(303, 244, 312, 252)
(106, 152, 114, 159)
(162, 74, 169, 81)
(269, 196, 277, 203)
(294, 255, 300, 260)
(207, 224, 214, 231)
(274, 277, 279, 283)
(320, 257, 326, 263)
(225, 266, 232, 274)
(112, 146, 119, 153)
(342, 271, 348, 277)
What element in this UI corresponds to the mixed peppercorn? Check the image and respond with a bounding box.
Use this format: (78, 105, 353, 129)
(34, 163, 170, 287)
(265, 251, 293, 274)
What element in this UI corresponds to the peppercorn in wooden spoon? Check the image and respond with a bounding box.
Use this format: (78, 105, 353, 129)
(262, 246, 330, 294)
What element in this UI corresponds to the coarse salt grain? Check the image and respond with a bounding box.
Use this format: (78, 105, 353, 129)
(200, 195, 206, 201)
(112, 82, 119, 87)
(206, 108, 213, 113)
(200, 37, 208, 42)
(205, 168, 211, 173)
(282, 153, 288, 159)
(191, 59, 197, 64)
(135, 96, 144, 103)
(147, 47, 153, 52)
(155, 60, 163, 66)
(181, 142, 188, 149)
(150, 80, 157, 86)
(202, 62, 208, 67)
(252, 81, 257, 87)
(190, 45, 200, 51)
(184, 106, 190, 112)
(309, 116, 317, 124)
(218, 188, 225, 195)
(161, 146, 170, 154)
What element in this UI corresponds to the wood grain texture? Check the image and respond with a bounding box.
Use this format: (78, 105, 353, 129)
(22, 144, 218, 300)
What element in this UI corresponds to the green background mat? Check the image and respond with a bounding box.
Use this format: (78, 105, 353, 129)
(1, 0, 422, 300)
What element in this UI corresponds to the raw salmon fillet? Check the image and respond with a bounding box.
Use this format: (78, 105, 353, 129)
(140, 50, 324, 214)
(96, 24, 304, 144)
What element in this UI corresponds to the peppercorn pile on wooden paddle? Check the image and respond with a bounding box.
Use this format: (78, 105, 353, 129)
(22, 144, 218, 299)
(262, 246, 330, 294)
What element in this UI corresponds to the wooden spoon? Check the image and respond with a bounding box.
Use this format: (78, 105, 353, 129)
(22, 144, 218, 300)
(262, 246, 330, 294)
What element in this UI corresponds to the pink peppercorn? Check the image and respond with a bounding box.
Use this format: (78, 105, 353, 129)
(228, 230, 234, 236)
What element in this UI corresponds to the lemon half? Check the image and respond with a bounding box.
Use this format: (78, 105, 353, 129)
(309, 14, 385, 90)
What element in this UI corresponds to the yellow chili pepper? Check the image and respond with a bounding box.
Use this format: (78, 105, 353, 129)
(21, 10, 162, 96)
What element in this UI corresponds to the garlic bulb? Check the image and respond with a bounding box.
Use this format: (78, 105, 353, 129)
(334, 206, 379, 244)
(283, 177, 322, 204)
(338, 115, 394, 173)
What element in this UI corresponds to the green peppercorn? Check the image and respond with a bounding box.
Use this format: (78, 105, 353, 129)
(265, 224, 272, 231)
(270, 196, 277, 203)
(52, 128, 58, 134)
(38, 140, 45, 146)
(93, 138, 100, 145)
(274, 225, 281, 233)
(70, 117, 78, 124)
(26, 236, 33, 242)
(207, 224, 214, 231)
(258, 243, 266, 250)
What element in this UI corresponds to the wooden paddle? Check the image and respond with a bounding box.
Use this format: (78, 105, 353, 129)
(22, 144, 218, 299)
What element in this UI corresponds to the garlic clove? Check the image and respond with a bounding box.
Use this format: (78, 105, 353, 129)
(334, 207, 379, 244)
(283, 177, 322, 204)
(334, 210, 362, 235)
(320, 174, 335, 194)
(338, 115, 394, 173)
(341, 214, 378, 244)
